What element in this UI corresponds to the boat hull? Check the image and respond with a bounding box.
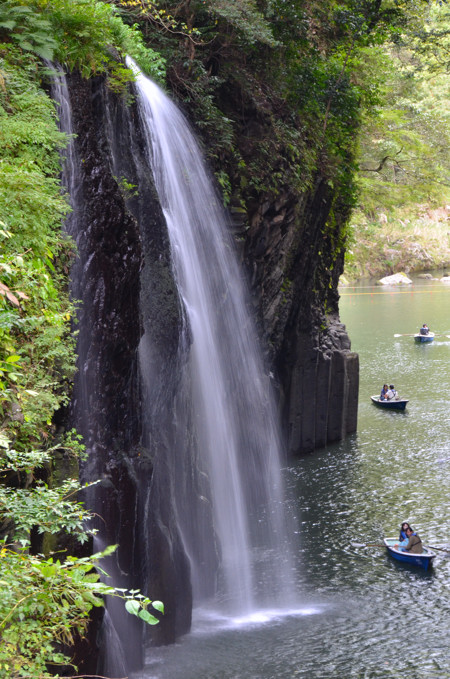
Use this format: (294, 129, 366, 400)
(384, 538, 436, 571)
(371, 396, 408, 411)
(414, 332, 434, 343)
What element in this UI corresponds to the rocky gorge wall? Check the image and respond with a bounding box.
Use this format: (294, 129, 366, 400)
(243, 177, 359, 454)
(61, 72, 192, 672)
(168, 64, 360, 456)
(57, 67, 358, 672)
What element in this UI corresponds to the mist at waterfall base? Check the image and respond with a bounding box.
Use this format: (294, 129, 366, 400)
(126, 57, 297, 613)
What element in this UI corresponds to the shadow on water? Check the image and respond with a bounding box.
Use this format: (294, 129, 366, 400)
(385, 554, 436, 579)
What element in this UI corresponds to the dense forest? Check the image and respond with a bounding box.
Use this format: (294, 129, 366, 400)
(345, 3, 450, 279)
(0, 0, 448, 676)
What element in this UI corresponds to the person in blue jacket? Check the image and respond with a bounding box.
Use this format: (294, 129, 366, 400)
(398, 521, 411, 542)
(380, 384, 389, 400)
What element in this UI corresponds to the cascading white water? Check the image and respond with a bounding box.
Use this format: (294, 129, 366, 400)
(127, 58, 294, 613)
(48, 66, 90, 429)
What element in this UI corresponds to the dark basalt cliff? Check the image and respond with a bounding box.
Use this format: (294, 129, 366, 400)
(64, 73, 192, 671)
(166, 62, 359, 456)
(243, 178, 359, 454)
(60, 66, 357, 673)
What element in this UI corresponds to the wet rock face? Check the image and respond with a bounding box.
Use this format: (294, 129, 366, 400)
(66, 74, 142, 462)
(62, 67, 358, 672)
(65, 73, 192, 670)
(243, 178, 359, 454)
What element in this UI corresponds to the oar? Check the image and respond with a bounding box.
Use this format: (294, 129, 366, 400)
(394, 333, 450, 338)
(351, 541, 385, 548)
(424, 544, 450, 555)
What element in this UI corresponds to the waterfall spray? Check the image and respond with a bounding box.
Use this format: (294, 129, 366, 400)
(127, 57, 294, 613)
(51, 58, 296, 674)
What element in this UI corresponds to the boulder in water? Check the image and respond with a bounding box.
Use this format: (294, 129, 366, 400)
(376, 272, 412, 286)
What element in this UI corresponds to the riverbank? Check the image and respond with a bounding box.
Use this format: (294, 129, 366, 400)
(343, 203, 450, 282)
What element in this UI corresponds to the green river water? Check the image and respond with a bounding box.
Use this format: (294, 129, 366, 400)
(134, 275, 450, 679)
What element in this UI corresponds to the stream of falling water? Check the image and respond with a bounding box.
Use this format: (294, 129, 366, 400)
(127, 57, 295, 614)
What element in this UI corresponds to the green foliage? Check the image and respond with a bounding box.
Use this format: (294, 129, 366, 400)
(114, 174, 139, 199)
(0, 429, 83, 473)
(206, 0, 278, 47)
(110, 0, 202, 42)
(0, 30, 163, 677)
(345, 6, 450, 279)
(0, 543, 164, 678)
(344, 204, 450, 280)
(0, 57, 75, 449)
(355, 42, 450, 215)
(0, 428, 164, 676)
(176, 65, 236, 166)
(0, 0, 166, 84)
(0, 1, 58, 60)
(0, 478, 95, 544)
(402, 2, 450, 75)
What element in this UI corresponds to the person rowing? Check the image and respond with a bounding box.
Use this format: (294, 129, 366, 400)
(395, 526, 423, 554)
(385, 384, 397, 400)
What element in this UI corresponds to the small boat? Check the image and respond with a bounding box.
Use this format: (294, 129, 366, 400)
(384, 538, 436, 571)
(414, 332, 434, 343)
(371, 396, 408, 411)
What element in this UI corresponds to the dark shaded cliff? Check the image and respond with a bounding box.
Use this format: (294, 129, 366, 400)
(166, 70, 359, 455)
(242, 173, 358, 454)
(156, 11, 361, 455)
(61, 73, 193, 672)
(56, 59, 358, 673)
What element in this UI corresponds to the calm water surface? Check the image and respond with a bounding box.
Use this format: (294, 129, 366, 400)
(134, 277, 450, 679)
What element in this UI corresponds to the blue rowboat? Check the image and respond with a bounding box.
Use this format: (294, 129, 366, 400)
(371, 396, 408, 411)
(414, 332, 434, 343)
(384, 538, 436, 571)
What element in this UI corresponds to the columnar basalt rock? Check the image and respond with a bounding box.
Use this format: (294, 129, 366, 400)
(243, 178, 358, 454)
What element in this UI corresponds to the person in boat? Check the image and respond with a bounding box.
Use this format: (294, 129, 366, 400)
(399, 521, 411, 542)
(380, 384, 389, 400)
(419, 324, 430, 335)
(398, 526, 423, 554)
(385, 384, 397, 400)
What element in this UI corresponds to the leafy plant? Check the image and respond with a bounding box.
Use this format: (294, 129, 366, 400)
(0, 0, 166, 83)
(0, 23, 164, 676)
(0, 2, 58, 60)
(0, 542, 164, 678)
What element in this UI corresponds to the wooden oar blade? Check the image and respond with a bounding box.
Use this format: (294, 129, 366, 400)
(424, 544, 450, 555)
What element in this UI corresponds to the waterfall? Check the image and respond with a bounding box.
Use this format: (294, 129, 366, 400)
(127, 57, 293, 614)
(50, 57, 296, 674)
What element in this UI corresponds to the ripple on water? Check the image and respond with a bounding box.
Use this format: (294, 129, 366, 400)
(133, 283, 450, 679)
